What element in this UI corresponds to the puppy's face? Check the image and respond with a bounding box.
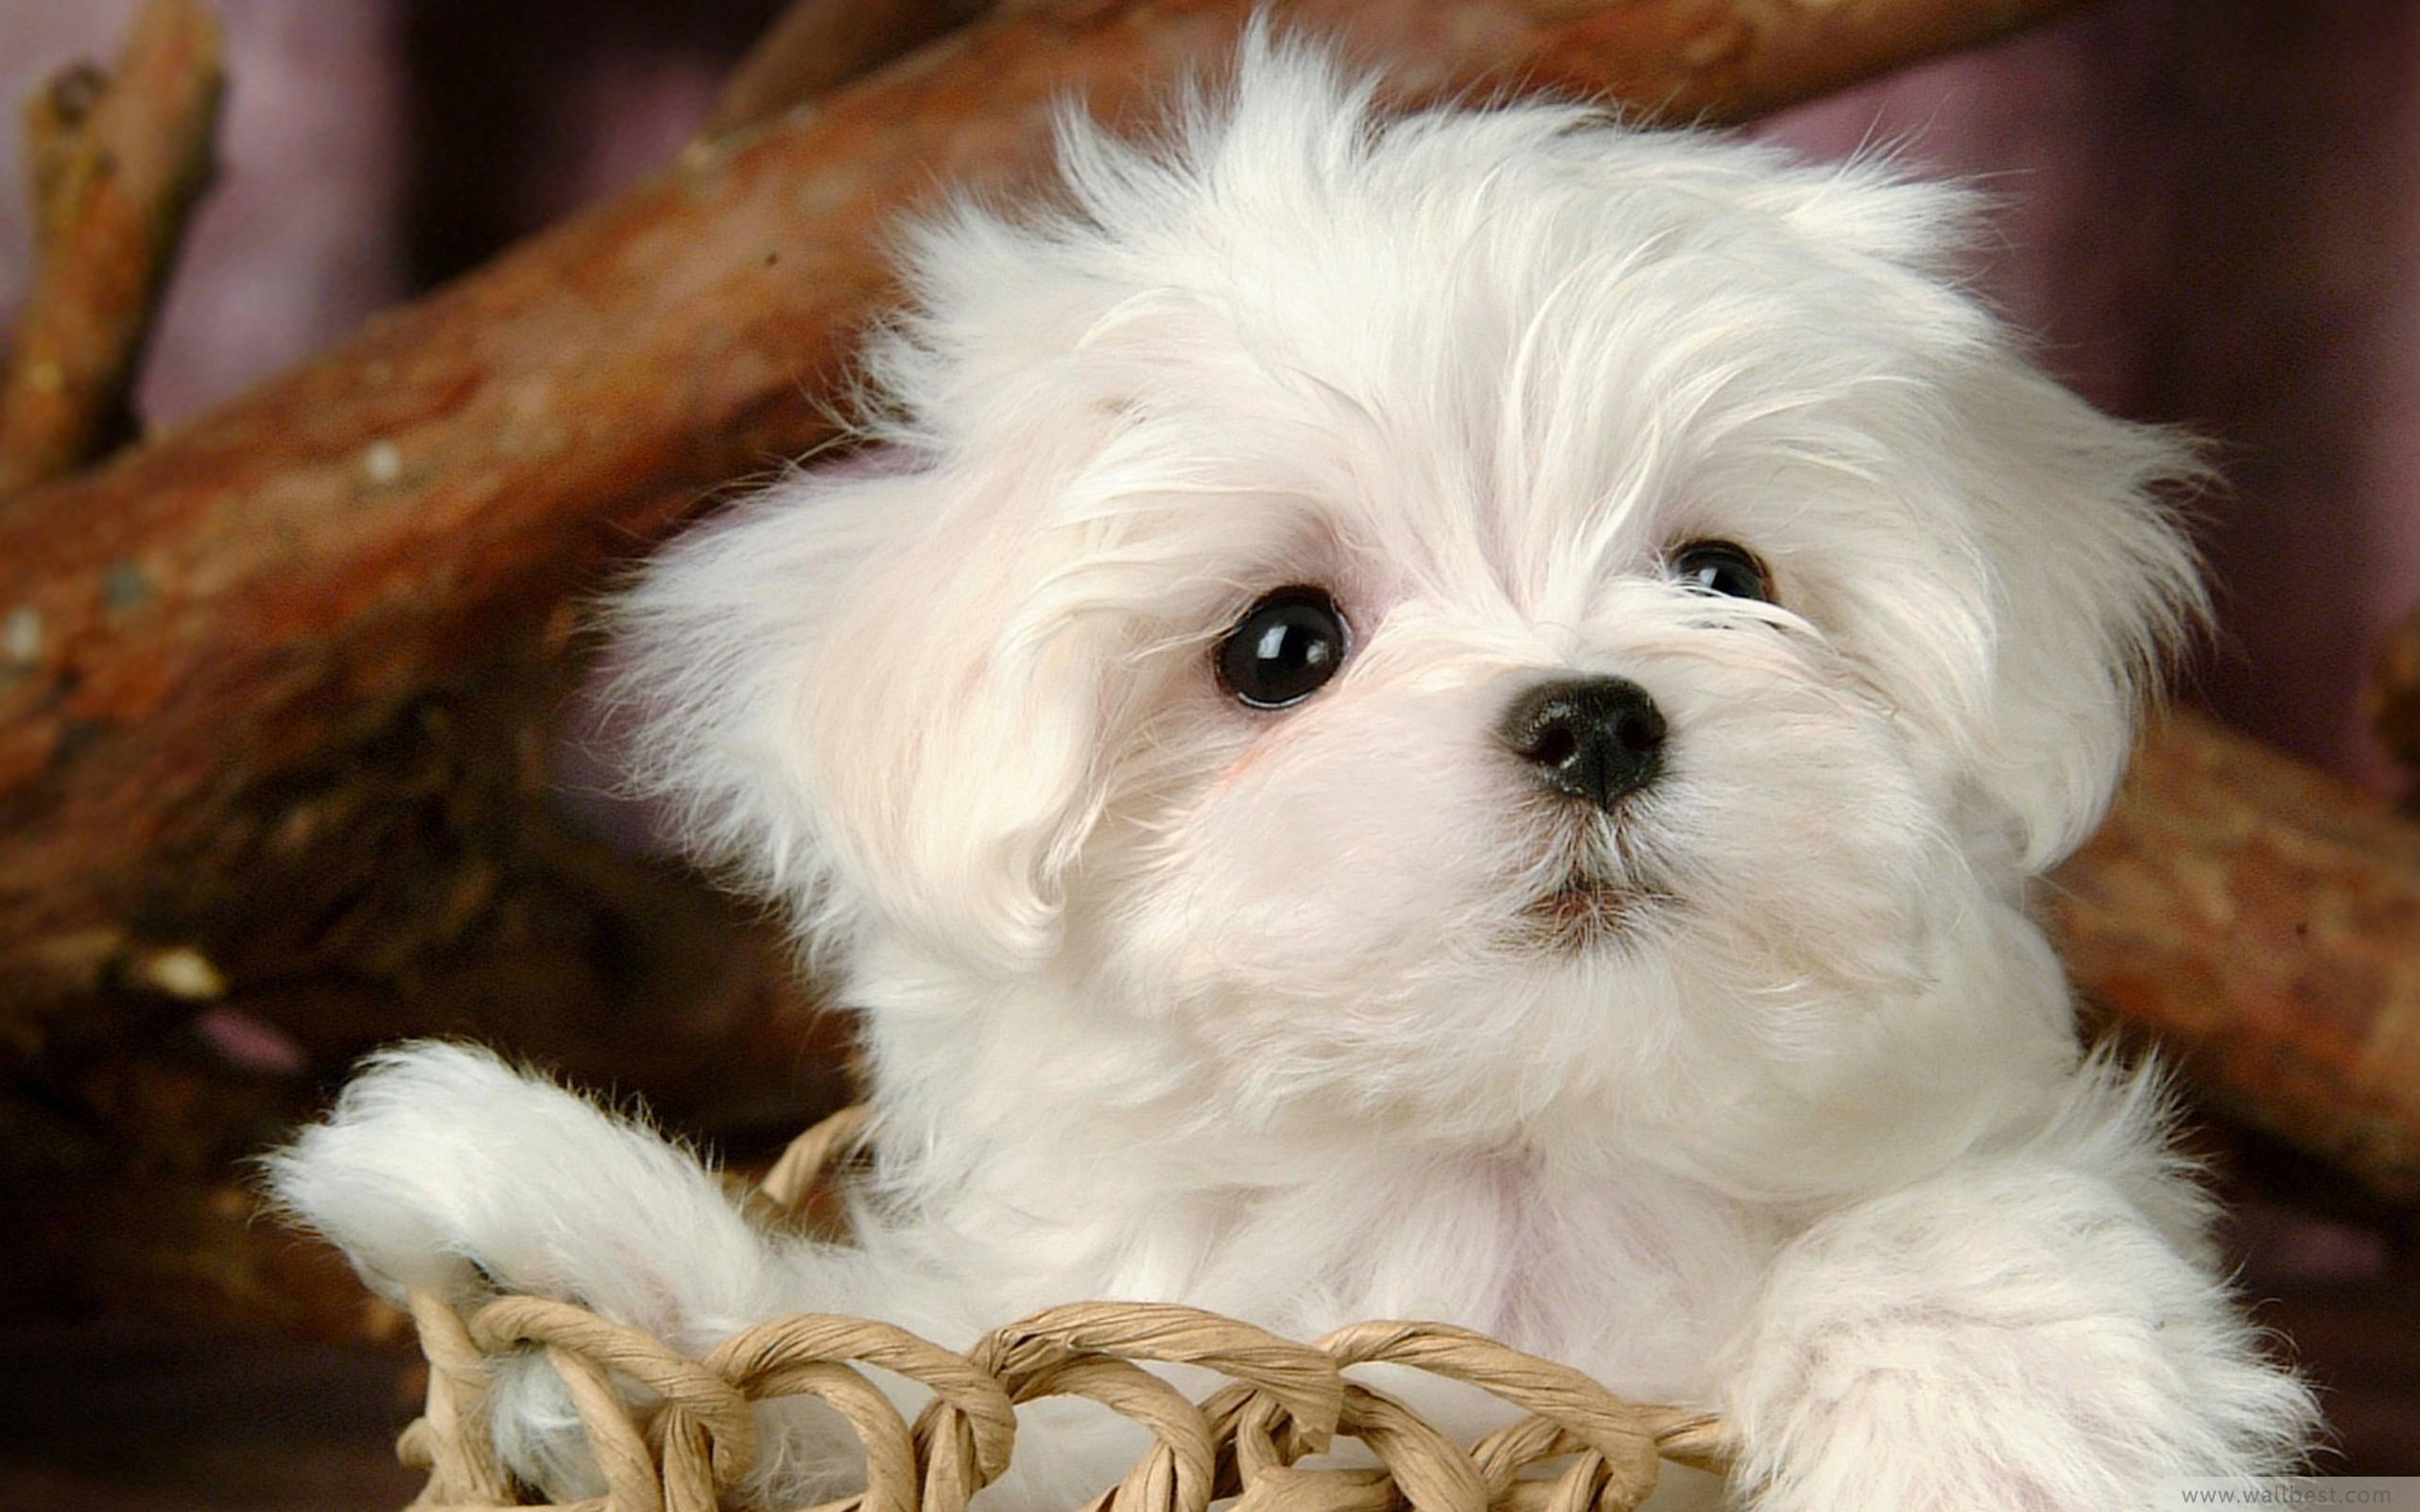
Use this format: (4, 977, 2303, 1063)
(618, 49, 2201, 1155)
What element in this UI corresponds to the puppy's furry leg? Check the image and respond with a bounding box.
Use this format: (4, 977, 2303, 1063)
(1716, 1080, 2315, 1511)
(262, 1042, 890, 1504)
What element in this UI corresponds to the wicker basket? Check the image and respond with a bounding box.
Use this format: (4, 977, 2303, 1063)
(389, 1108, 1737, 1512)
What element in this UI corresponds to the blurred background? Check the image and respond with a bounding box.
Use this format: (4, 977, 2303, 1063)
(0, 0, 2411, 1506)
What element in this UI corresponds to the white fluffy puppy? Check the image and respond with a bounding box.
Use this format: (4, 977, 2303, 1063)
(268, 35, 2316, 1512)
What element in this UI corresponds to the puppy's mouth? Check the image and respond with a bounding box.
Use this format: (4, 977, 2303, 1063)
(1520, 871, 1667, 951)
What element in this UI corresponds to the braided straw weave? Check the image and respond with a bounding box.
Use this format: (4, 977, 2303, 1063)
(390, 1108, 1737, 1512)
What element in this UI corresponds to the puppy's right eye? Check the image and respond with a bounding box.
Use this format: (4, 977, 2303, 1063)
(1669, 540, 1772, 602)
(1217, 587, 1349, 709)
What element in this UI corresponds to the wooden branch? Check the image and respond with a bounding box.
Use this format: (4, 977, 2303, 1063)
(698, 0, 994, 144)
(0, 0, 222, 500)
(2365, 601, 2420, 792)
(2051, 710, 2420, 1201)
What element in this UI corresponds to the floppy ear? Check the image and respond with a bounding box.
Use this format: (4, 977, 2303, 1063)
(612, 79, 1197, 973)
(1772, 162, 2208, 871)
(609, 455, 1113, 974)
(1950, 366, 2208, 871)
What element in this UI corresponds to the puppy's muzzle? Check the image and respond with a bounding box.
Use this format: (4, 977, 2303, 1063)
(1500, 676, 1667, 811)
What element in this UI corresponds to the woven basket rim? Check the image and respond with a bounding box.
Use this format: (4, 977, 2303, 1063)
(389, 1106, 1739, 1512)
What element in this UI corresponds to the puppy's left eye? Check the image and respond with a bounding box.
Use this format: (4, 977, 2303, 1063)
(1217, 587, 1349, 709)
(1670, 540, 1773, 602)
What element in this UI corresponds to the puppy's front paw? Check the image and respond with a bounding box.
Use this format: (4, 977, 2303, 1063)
(267, 1042, 844, 1503)
(1720, 1161, 2315, 1512)
(263, 1041, 777, 1341)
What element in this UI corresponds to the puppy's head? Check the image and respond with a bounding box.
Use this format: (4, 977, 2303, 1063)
(615, 40, 2201, 1159)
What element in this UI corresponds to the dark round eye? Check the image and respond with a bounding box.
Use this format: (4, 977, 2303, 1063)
(1217, 586, 1349, 709)
(1670, 540, 1772, 601)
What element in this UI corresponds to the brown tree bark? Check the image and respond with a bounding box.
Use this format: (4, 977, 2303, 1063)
(697, 0, 997, 145)
(0, 0, 222, 500)
(2051, 710, 2420, 1201)
(2366, 601, 2420, 797)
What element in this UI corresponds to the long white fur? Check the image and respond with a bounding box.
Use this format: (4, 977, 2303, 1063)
(264, 31, 2316, 1511)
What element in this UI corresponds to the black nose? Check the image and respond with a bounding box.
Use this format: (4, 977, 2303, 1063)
(1499, 676, 1667, 811)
